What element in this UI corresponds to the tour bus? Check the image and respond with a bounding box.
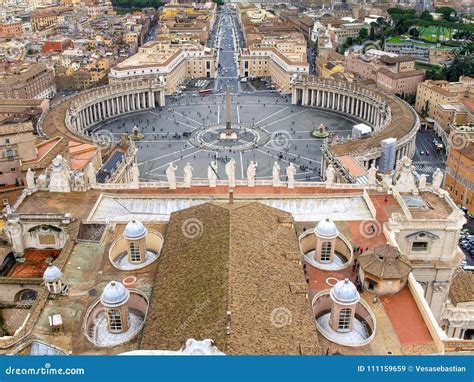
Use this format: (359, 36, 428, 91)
(199, 89, 213, 96)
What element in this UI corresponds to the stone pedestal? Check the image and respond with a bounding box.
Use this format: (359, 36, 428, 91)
(219, 131, 238, 140)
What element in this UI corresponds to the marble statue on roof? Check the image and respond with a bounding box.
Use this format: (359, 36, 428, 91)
(183, 162, 193, 188)
(431, 168, 444, 193)
(166, 163, 177, 190)
(86, 162, 97, 188)
(48, 155, 71, 193)
(286, 163, 296, 189)
(26, 168, 35, 190)
(225, 158, 236, 188)
(272, 162, 281, 187)
(247, 161, 257, 187)
(208, 161, 217, 187)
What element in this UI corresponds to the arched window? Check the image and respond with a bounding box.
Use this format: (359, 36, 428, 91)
(321, 242, 332, 262)
(338, 308, 352, 332)
(129, 242, 141, 263)
(107, 309, 122, 332)
(15, 289, 38, 302)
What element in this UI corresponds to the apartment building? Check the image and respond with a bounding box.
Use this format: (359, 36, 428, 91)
(329, 22, 367, 42)
(0, 64, 57, 100)
(30, 8, 62, 32)
(240, 45, 309, 93)
(109, 41, 216, 94)
(0, 120, 36, 188)
(158, 2, 216, 44)
(437, 99, 474, 131)
(345, 50, 425, 94)
(415, 76, 474, 123)
(385, 37, 457, 65)
(444, 126, 474, 212)
(0, 19, 23, 38)
(315, 51, 348, 81)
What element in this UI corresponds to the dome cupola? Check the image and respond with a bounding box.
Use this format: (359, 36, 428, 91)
(124, 220, 147, 240)
(43, 265, 62, 282)
(314, 218, 339, 239)
(330, 278, 360, 305)
(100, 281, 130, 308)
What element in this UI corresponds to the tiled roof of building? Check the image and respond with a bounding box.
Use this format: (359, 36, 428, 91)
(358, 244, 412, 279)
(379, 55, 414, 64)
(377, 67, 425, 79)
(141, 202, 320, 355)
(0, 64, 50, 86)
(0, 120, 34, 136)
(449, 271, 474, 305)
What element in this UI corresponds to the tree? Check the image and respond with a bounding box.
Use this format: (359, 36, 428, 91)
(409, 27, 420, 38)
(369, 23, 375, 40)
(358, 27, 368, 43)
(437, 7, 457, 22)
(339, 37, 354, 54)
(425, 68, 445, 80)
(420, 10, 433, 21)
(112, 0, 163, 8)
(445, 55, 474, 81)
(421, 100, 430, 118)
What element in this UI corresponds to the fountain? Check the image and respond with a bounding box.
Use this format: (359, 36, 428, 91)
(128, 125, 144, 141)
(312, 123, 330, 139)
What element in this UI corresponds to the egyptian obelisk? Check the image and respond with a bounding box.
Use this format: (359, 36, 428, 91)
(219, 84, 238, 140)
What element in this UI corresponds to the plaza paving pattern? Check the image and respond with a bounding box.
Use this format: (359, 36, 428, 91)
(89, 93, 362, 183)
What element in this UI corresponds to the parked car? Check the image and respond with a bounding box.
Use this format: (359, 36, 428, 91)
(462, 263, 474, 272)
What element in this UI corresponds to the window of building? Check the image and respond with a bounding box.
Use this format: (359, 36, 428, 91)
(17, 289, 38, 302)
(338, 308, 351, 331)
(107, 309, 122, 332)
(412, 241, 428, 252)
(129, 242, 141, 263)
(321, 241, 332, 262)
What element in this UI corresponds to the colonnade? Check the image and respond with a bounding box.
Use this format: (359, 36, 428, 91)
(66, 80, 166, 134)
(292, 86, 385, 130)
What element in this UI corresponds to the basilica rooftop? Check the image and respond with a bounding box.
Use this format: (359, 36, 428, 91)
(3, 185, 460, 355)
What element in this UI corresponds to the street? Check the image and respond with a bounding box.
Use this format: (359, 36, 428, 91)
(412, 129, 446, 181)
(213, 7, 240, 94)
